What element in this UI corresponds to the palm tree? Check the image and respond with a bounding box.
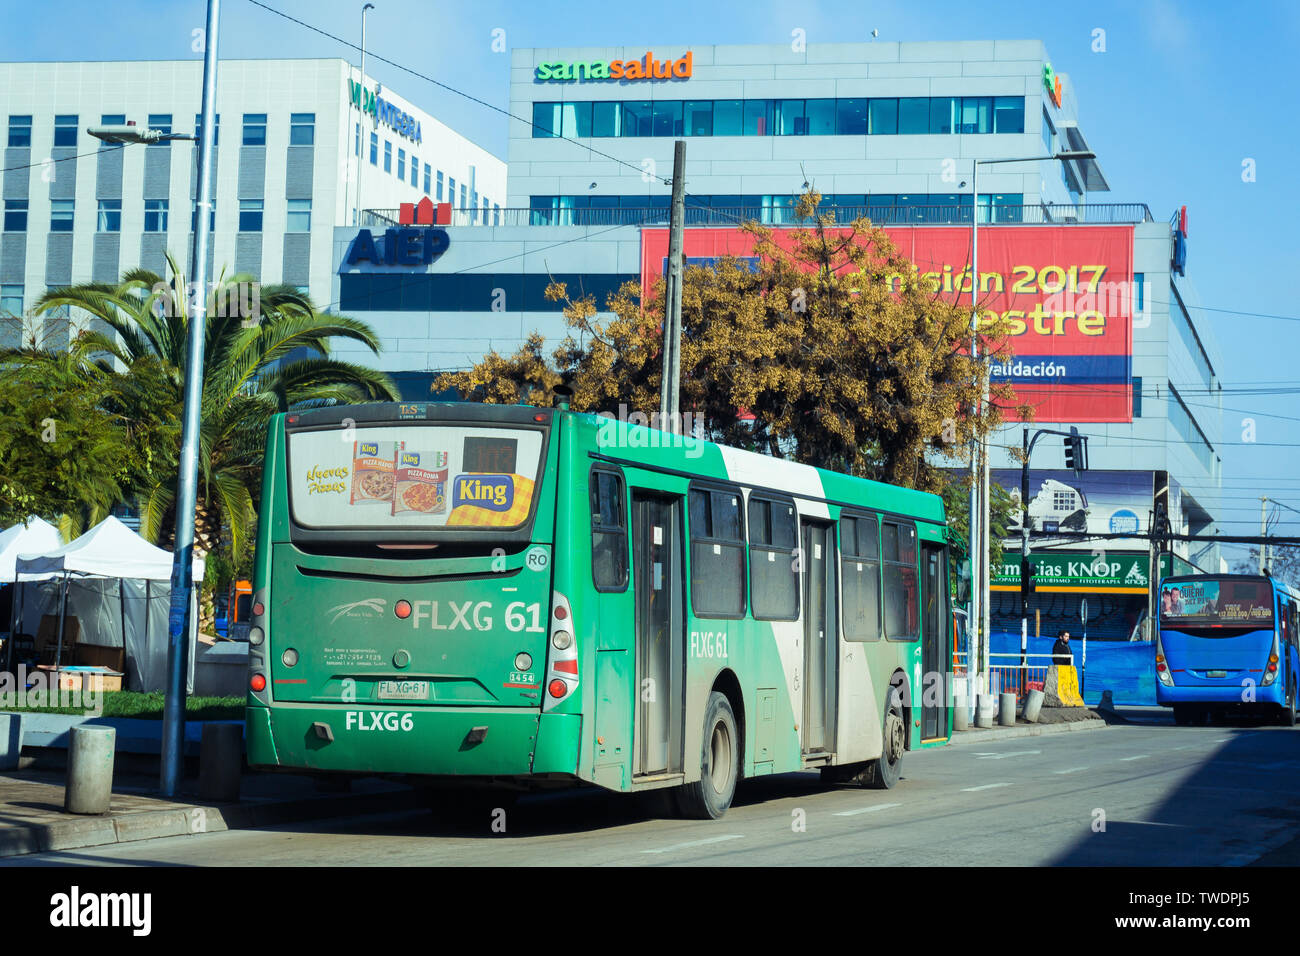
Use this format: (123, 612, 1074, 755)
(35, 253, 399, 557)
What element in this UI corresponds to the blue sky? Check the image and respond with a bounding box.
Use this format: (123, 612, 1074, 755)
(5, 0, 1298, 558)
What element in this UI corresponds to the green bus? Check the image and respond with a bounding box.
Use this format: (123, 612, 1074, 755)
(245, 400, 953, 818)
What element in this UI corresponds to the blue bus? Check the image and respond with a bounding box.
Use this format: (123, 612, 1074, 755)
(1156, 574, 1300, 726)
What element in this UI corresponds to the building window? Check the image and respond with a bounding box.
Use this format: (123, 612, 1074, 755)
(1132, 375, 1143, 418)
(289, 113, 315, 146)
(593, 101, 621, 137)
(397, 148, 405, 181)
(842, 514, 881, 641)
(1041, 108, 1055, 156)
(423, 163, 431, 195)
(448, 177, 456, 206)
(532, 102, 561, 137)
(589, 469, 628, 592)
(882, 521, 919, 641)
(993, 96, 1024, 133)
(144, 199, 168, 232)
(383, 140, 392, 173)
(354, 122, 361, 156)
(148, 113, 173, 146)
(493, 203, 500, 226)
(369, 131, 378, 165)
(286, 198, 311, 232)
(460, 184, 467, 208)
(437, 171, 444, 201)
(748, 496, 798, 621)
(410, 155, 419, 187)
(0, 284, 22, 317)
(49, 200, 74, 232)
(100, 114, 125, 126)
(97, 200, 122, 232)
(3, 200, 28, 232)
(470, 189, 479, 223)
(242, 113, 267, 146)
(868, 98, 898, 135)
(7, 115, 32, 148)
(194, 113, 220, 145)
(1052, 491, 1074, 511)
(191, 201, 216, 232)
(53, 115, 78, 147)
(689, 485, 747, 618)
(238, 199, 263, 232)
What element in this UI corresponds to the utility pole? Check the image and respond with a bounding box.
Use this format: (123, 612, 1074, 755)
(659, 139, 686, 434)
(1261, 496, 1269, 573)
(968, 158, 983, 699)
(160, 0, 219, 797)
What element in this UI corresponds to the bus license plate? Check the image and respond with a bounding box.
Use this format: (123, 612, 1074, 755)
(377, 680, 430, 700)
(1206, 670, 1227, 678)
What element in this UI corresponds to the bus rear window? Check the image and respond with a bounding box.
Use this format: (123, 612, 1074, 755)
(287, 424, 544, 531)
(1160, 578, 1273, 626)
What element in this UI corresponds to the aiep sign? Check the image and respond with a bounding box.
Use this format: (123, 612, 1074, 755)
(536, 51, 692, 82)
(345, 227, 449, 268)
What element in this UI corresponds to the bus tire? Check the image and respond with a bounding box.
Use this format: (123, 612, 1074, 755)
(676, 691, 739, 820)
(1281, 681, 1297, 727)
(860, 704, 905, 790)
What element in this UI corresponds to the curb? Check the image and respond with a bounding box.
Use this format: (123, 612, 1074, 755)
(0, 785, 428, 860)
(946, 717, 1109, 745)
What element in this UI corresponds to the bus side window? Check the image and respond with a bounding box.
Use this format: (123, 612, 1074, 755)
(590, 469, 628, 592)
(689, 486, 747, 618)
(841, 513, 881, 642)
(882, 521, 919, 641)
(748, 495, 798, 621)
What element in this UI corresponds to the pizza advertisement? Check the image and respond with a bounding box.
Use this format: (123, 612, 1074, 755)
(349, 440, 399, 505)
(392, 448, 450, 516)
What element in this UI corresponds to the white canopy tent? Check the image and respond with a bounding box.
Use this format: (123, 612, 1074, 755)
(11, 516, 205, 692)
(0, 516, 62, 584)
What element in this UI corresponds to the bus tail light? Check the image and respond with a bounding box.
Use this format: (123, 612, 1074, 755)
(1155, 634, 1174, 687)
(1263, 642, 1281, 686)
(248, 586, 271, 704)
(543, 590, 577, 712)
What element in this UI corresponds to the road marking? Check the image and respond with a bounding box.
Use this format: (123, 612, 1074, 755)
(975, 750, 1041, 760)
(1132, 820, 1188, 828)
(961, 782, 1011, 792)
(833, 802, 902, 817)
(1172, 745, 1196, 751)
(1214, 738, 1232, 743)
(1053, 766, 1089, 775)
(641, 834, 743, 855)
(1119, 755, 1149, 761)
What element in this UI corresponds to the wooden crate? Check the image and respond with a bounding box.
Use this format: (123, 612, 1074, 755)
(77, 644, 126, 673)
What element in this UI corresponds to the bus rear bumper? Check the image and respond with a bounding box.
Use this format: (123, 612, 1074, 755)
(1157, 683, 1284, 708)
(246, 703, 581, 778)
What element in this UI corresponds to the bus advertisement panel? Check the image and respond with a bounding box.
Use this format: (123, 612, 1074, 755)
(1160, 578, 1274, 625)
(641, 225, 1136, 423)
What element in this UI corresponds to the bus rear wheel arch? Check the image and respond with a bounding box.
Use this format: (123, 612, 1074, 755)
(675, 691, 740, 820)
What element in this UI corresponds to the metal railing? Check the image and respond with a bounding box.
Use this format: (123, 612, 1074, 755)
(358, 202, 1154, 230)
(988, 652, 1064, 701)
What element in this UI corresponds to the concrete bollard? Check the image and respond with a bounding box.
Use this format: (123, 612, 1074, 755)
(1098, 689, 1115, 712)
(0, 714, 21, 772)
(199, 723, 244, 803)
(952, 695, 970, 732)
(1023, 689, 1046, 723)
(998, 692, 1017, 726)
(976, 696, 995, 728)
(65, 726, 115, 815)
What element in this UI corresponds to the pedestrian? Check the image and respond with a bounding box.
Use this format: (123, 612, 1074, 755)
(1052, 628, 1073, 666)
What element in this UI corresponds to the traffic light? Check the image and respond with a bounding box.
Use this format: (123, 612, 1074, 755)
(1064, 426, 1088, 476)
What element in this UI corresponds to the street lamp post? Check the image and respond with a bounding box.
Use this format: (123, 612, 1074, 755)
(163, 0, 220, 797)
(968, 150, 1095, 700)
(354, 3, 374, 228)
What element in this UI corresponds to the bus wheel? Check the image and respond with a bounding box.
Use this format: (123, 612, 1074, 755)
(861, 705, 905, 790)
(1281, 682, 1297, 728)
(676, 692, 739, 820)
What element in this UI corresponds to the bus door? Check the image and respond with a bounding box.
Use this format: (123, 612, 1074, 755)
(631, 491, 685, 777)
(921, 544, 947, 740)
(800, 520, 838, 755)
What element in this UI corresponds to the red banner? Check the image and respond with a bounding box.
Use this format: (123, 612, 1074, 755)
(640, 225, 1135, 423)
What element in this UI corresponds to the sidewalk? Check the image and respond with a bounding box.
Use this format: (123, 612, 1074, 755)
(947, 705, 1110, 745)
(0, 765, 425, 859)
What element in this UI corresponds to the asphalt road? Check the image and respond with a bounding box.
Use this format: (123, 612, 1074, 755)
(9, 711, 1300, 866)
